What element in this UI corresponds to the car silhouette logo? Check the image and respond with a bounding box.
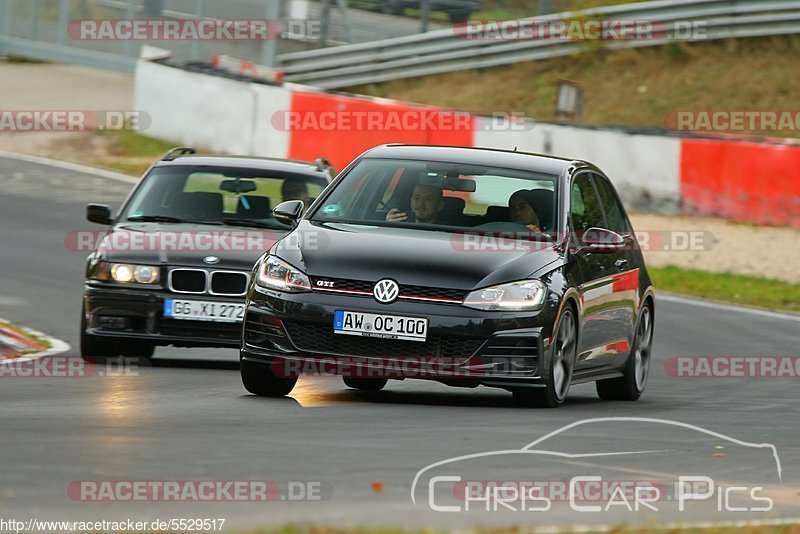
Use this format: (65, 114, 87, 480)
(203, 256, 220, 265)
(373, 279, 399, 304)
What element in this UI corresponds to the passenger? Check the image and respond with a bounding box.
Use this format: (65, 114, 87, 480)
(386, 184, 444, 224)
(508, 189, 542, 232)
(281, 179, 314, 209)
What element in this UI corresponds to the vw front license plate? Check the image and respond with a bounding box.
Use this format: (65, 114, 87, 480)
(334, 310, 427, 342)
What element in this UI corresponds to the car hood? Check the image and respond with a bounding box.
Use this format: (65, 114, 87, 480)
(94, 222, 284, 271)
(274, 221, 563, 290)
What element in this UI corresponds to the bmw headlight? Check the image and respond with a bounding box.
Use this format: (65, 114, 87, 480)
(462, 280, 547, 311)
(257, 256, 311, 292)
(90, 261, 160, 285)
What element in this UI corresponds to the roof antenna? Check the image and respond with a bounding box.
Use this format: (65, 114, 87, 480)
(514, 146, 518, 152)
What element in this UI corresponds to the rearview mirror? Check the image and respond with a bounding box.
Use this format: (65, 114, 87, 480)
(580, 227, 625, 253)
(420, 174, 477, 192)
(86, 204, 112, 225)
(220, 179, 257, 194)
(273, 200, 304, 226)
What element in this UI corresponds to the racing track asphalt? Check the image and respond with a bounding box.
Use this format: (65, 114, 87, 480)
(0, 154, 798, 530)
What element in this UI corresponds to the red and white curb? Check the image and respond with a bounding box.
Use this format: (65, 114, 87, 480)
(0, 317, 70, 363)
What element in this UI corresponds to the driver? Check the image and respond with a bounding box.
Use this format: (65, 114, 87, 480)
(281, 179, 314, 210)
(386, 184, 445, 224)
(509, 189, 542, 232)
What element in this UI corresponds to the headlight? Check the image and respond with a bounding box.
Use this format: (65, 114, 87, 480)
(256, 256, 311, 292)
(462, 279, 547, 311)
(91, 262, 160, 285)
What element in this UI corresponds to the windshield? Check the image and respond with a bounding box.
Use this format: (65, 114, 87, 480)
(123, 166, 328, 229)
(311, 157, 559, 237)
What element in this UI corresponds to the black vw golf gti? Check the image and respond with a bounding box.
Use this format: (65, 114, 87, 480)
(241, 145, 655, 407)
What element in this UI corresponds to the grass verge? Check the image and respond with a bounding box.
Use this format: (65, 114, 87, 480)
(650, 266, 800, 313)
(350, 36, 800, 139)
(90, 130, 182, 176)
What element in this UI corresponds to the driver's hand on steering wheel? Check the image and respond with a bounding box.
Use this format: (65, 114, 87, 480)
(386, 208, 408, 222)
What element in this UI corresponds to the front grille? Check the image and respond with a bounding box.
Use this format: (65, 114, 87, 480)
(311, 278, 468, 303)
(168, 269, 249, 295)
(170, 269, 206, 293)
(283, 320, 485, 360)
(211, 272, 248, 295)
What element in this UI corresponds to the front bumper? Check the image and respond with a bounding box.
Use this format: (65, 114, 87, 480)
(83, 284, 244, 348)
(241, 286, 559, 387)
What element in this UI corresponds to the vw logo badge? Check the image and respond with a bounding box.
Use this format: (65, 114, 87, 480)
(373, 279, 399, 304)
(203, 256, 220, 265)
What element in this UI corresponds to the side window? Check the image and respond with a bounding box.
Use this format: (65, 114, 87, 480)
(592, 174, 629, 233)
(570, 174, 605, 232)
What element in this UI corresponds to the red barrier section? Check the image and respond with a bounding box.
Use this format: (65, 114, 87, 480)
(285, 91, 475, 171)
(680, 139, 800, 228)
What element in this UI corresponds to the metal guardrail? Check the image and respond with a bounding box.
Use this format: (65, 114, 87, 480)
(278, 0, 800, 89)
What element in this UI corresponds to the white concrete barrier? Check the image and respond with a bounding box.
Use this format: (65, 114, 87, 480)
(474, 118, 681, 213)
(134, 60, 290, 157)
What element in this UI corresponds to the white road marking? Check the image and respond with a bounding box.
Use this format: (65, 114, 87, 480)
(0, 149, 138, 184)
(658, 292, 800, 322)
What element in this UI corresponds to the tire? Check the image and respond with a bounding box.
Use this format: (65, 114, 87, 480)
(241, 358, 297, 397)
(513, 307, 578, 408)
(343, 377, 387, 391)
(80, 311, 119, 363)
(596, 303, 654, 401)
(119, 340, 155, 359)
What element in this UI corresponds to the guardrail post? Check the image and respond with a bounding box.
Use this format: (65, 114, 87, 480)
(191, 0, 207, 61)
(420, 0, 431, 33)
(56, 0, 69, 46)
(319, 0, 330, 48)
(0, 0, 8, 55)
(261, 0, 281, 67)
(122, 0, 136, 58)
(28, 0, 40, 40)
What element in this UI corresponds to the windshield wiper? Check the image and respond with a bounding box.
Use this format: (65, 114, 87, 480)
(127, 215, 220, 225)
(218, 218, 287, 230)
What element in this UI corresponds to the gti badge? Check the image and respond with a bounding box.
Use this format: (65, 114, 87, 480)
(373, 279, 399, 304)
(203, 256, 220, 265)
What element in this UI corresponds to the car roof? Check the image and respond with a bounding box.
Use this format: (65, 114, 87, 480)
(154, 155, 328, 178)
(361, 144, 578, 176)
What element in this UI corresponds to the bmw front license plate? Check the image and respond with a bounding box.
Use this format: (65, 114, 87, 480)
(164, 298, 245, 323)
(334, 310, 428, 342)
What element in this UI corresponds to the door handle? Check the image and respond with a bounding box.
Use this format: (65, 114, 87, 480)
(614, 258, 628, 269)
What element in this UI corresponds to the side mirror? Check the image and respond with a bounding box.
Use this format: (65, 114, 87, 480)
(273, 200, 305, 226)
(580, 227, 625, 253)
(86, 204, 113, 225)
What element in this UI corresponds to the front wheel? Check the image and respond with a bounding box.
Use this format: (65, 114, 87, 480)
(241, 358, 297, 397)
(513, 307, 577, 408)
(596, 303, 653, 401)
(80, 311, 119, 363)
